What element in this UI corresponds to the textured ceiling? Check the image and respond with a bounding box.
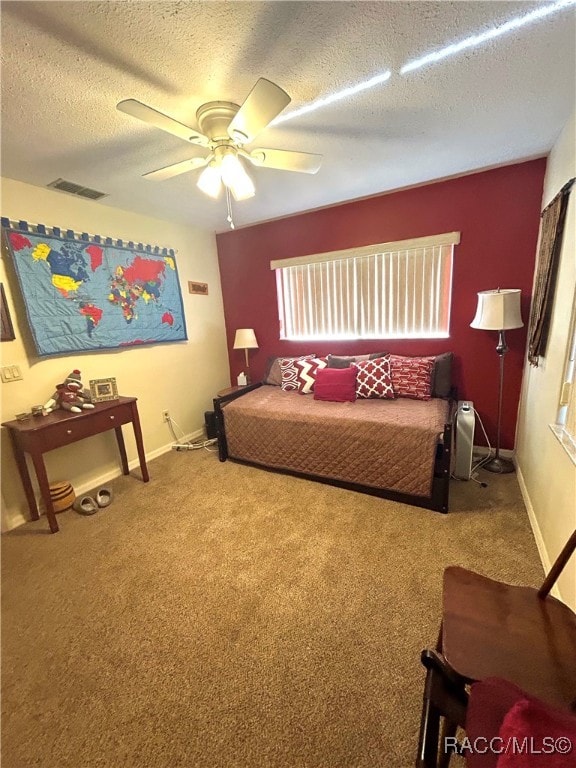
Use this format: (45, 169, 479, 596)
(1, 1, 575, 233)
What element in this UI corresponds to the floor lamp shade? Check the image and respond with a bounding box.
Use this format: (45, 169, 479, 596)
(470, 289, 523, 474)
(471, 289, 523, 331)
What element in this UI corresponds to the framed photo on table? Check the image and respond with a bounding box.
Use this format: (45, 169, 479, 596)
(90, 377, 118, 402)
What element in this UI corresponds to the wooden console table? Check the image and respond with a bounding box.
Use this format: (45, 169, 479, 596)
(2, 396, 149, 533)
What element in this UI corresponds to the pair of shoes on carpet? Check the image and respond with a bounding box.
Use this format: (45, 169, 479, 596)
(72, 488, 113, 516)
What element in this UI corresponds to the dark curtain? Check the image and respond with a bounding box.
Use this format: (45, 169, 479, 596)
(527, 177, 574, 366)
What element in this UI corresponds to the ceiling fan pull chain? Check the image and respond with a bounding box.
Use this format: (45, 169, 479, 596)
(226, 187, 235, 229)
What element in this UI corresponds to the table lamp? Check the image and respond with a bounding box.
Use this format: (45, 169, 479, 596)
(233, 328, 258, 384)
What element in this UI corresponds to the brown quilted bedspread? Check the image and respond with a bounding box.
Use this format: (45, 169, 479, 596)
(222, 386, 449, 497)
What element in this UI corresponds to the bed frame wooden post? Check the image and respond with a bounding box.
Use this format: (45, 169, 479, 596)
(213, 396, 228, 462)
(213, 383, 262, 463)
(432, 420, 452, 513)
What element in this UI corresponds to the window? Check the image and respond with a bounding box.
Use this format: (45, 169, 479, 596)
(551, 300, 576, 464)
(271, 232, 459, 341)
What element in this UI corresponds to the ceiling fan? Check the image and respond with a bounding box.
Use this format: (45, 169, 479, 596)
(117, 78, 322, 205)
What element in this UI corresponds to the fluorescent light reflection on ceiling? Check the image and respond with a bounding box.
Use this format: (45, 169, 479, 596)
(401, 0, 576, 74)
(269, 0, 573, 127)
(272, 71, 392, 126)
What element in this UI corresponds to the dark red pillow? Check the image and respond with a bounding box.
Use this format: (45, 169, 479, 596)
(389, 355, 434, 400)
(466, 678, 576, 768)
(313, 366, 357, 402)
(497, 696, 576, 768)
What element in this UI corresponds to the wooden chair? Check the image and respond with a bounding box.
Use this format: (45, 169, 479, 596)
(415, 530, 576, 768)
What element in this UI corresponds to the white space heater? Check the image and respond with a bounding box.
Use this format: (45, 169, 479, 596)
(454, 401, 475, 480)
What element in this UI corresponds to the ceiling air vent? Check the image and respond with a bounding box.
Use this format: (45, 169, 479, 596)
(47, 178, 108, 200)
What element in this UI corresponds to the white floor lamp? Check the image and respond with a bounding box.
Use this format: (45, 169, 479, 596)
(471, 289, 523, 474)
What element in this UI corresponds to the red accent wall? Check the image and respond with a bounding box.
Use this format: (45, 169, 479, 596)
(216, 159, 546, 450)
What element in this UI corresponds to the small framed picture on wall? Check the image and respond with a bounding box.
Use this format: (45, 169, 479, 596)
(188, 281, 209, 296)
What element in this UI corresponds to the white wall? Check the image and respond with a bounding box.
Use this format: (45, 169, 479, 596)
(516, 110, 576, 609)
(1, 178, 230, 531)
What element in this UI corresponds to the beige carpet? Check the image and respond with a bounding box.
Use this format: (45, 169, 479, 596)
(1, 449, 543, 768)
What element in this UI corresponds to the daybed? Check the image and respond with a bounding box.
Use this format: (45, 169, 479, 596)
(214, 354, 455, 513)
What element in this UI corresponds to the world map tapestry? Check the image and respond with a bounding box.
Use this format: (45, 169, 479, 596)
(2, 222, 187, 356)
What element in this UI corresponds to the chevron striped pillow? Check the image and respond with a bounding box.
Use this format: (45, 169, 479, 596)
(294, 357, 328, 394)
(279, 355, 316, 391)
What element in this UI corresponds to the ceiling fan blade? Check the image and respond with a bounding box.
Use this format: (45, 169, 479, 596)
(247, 148, 322, 174)
(117, 99, 209, 146)
(227, 79, 290, 144)
(143, 155, 212, 181)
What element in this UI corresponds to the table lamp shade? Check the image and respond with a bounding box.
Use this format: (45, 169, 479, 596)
(470, 289, 523, 331)
(233, 328, 258, 349)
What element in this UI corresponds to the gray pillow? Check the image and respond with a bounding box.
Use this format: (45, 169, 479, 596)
(327, 352, 386, 368)
(264, 355, 317, 385)
(327, 355, 356, 368)
(264, 356, 282, 385)
(431, 352, 453, 398)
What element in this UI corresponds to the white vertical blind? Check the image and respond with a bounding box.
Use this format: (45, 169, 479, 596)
(275, 243, 454, 340)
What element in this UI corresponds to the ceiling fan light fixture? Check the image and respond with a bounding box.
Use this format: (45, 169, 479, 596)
(221, 153, 255, 200)
(118, 77, 322, 216)
(230, 179, 255, 202)
(197, 163, 222, 199)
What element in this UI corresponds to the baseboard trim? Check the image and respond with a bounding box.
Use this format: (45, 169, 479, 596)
(1, 509, 28, 533)
(3, 429, 204, 532)
(72, 428, 204, 498)
(515, 462, 561, 600)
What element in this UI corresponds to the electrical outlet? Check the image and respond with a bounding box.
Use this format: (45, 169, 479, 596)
(162, 409, 170, 422)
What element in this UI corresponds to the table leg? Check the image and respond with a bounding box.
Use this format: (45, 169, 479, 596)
(30, 451, 59, 534)
(8, 432, 40, 520)
(130, 402, 149, 482)
(114, 426, 129, 476)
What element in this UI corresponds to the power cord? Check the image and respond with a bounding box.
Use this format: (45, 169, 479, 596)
(167, 414, 183, 444)
(471, 407, 493, 474)
(469, 474, 489, 488)
(172, 439, 218, 452)
(167, 414, 218, 452)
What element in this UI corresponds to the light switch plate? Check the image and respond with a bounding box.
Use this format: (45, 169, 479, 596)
(1, 365, 23, 383)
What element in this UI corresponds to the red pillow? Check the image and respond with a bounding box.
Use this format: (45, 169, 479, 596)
(497, 697, 576, 768)
(313, 366, 357, 402)
(466, 678, 576, 768)
(389, 355, 434, 400)
(352, 355, 395, 399)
